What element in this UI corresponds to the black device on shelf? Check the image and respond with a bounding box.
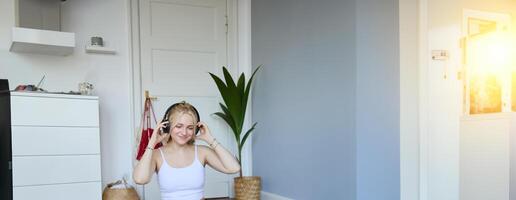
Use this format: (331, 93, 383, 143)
(0, 79, 12, 200)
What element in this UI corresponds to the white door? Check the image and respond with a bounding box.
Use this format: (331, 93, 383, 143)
(138, 0, 235, 198)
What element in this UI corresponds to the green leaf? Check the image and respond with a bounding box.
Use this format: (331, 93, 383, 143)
(240, 122, 257, 150)
(221, 67, 244, 130)
(209, 72, 239, 123)
(209, 72, 230, 102)
(213, 112, 237, 135)
(242, 66, 261, 119)
(219, 103, 240, 136)
(222, 66, 237, 91)
(237, 74, 245, 97)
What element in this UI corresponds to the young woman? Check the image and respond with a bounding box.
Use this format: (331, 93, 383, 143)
(133, 102, 240, 200)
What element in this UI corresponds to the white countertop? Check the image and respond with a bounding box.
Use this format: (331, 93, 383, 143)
(10, 91, 98, 100)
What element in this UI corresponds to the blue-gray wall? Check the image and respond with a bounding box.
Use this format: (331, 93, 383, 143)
(251, 0, 399, 199)
(252, 0, 356, 199)
(251, 0, 356, 199)
(355, 0, 400, 200)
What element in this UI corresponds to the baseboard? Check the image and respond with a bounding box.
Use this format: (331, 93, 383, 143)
(261, 191, 293, 200)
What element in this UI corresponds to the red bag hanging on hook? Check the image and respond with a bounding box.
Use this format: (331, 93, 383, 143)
(136, 98, 163, 160)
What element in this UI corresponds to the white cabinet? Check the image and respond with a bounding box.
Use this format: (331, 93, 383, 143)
(9, 92, 101, 200)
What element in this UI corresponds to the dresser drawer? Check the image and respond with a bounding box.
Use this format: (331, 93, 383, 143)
(10, 95, 99, 127)
(12, 155, 101, 186)
(12, 126, 100, 156)
(13, 182, 101, 200)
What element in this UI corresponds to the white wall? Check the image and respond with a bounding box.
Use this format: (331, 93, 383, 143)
(0, 0, 133, 188)
(426, 0, 463, 199)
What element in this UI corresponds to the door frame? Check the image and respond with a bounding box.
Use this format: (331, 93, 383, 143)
(399, 0, 422, 200)
(400, 0, 429, 199)
(127, 0, 253, 197)
(418, 1, 429, 200)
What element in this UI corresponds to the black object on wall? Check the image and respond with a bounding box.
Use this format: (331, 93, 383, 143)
(0, 79, 12, 200)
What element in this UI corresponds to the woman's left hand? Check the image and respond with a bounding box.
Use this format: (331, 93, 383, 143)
(196, 121, 214, 143)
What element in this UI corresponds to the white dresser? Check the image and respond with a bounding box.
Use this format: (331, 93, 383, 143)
(9, 92, 102, 200)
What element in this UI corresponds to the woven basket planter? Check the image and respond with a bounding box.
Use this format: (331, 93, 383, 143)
(234, 176, 261, 200)
(102, 180, 140, 200)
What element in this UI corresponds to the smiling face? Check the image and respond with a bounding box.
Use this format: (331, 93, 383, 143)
(163, 102, 199, 145)
(169, 112, 196, 145)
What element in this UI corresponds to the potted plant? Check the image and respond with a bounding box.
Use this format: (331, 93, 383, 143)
(209, 66, 261, 200)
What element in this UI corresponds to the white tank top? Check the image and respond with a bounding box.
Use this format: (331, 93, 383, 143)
(157, 145, 205, 200)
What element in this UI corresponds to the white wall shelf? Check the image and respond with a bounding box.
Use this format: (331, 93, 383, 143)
(85, 45, 116, 54)
(9, 27, 75, 56)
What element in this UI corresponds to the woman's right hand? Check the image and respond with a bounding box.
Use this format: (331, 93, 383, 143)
(148, 121, 170, 147)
